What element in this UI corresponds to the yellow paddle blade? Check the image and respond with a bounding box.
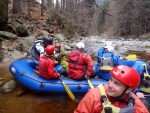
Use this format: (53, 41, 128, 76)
(100, 66, 113, 71)
(88, 79, 94, 89)
(126, 54, 137, 60)
(62, 81, 75, 101)
(139, 87, 150, 93)
(143, 64, 150, 80)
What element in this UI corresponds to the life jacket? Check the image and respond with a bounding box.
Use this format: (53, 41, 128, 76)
(139, 64, 150, 93)
(69, 50, 87, 70)
(98, 85, 135, 113)
(39, 57, 49, 79)
(100, 53, 114, 71)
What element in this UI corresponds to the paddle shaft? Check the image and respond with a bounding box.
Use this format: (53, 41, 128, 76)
(59, 77, 75, 101)
(144, 95, 150, 97)
(88, 79, 94, 89)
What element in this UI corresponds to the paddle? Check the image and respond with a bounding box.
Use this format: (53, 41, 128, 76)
(59, 77, 75, 101)
(88, 79, 94, 89)
(143, 64, 150, 80)
(126, 54, 137, 60)
(144, 95, 150, 97)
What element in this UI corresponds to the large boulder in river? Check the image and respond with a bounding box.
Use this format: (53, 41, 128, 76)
(0, 80, 17, 93)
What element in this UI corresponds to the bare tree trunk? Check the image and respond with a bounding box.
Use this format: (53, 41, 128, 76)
(55, 0, 59, 10)
(47, 0, 52, 18)
(47, 0, 51, 8)
(41, 0, 44, 16)
(0, 0, 8, 30)
(12, 0, 21, 14)
(27, 0, 31, 18)
(62, 0, 66, 13)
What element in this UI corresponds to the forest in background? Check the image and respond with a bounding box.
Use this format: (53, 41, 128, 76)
(0, 0, 150, 39)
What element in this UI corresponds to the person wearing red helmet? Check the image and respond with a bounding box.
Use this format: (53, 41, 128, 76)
(53, 43, 69, 70)
(122, 59, 150, 110)
(38, 45, 60, 79)
(74, 65, 149, 113)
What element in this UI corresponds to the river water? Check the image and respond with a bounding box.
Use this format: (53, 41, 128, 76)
(0, 38, 149, 113)
(0, 61, 81, 113)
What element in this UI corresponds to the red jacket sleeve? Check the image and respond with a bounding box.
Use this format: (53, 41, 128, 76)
(84, 54, 93, 77)
(74, 88, 102, 113)
(45, 59, 59, 78)
(132, 93, 149, 113)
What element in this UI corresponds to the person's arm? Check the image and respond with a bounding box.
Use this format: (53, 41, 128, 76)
(134, 88, 145, 99)
(35, 42, 45, 55)
(113, 54, 123, 66)
(60, 50, 67, 59)
(74, 88, 102, 113)
(97, 47, 104, 63)
(122, 60, 135, 66)
(132, 93, 149, 113)
(146, 63, 150, 75)
(85, 55, 93, 77)
(45, 59, 59, 78)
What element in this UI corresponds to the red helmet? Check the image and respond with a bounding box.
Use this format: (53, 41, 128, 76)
(55, 43, 61, 48)
(110, 65, 140, 90)
(45, 45, 54, 55)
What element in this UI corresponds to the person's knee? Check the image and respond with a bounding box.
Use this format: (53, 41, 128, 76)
(90, 70, 98, 78)
(92, 70, 98, 76)
(58, 69, 68, 77)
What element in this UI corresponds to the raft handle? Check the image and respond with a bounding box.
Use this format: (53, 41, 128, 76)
(40, 82, 44, 88)
(21, 72, 26, 76)
(77, 84, 82, 90)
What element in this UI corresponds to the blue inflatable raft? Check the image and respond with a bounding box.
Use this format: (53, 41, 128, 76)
(9, 58, 107, 93)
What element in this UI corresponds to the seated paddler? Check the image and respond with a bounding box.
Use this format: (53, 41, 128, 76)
(68, 42, 98, 80)
(38, 45, 68, 79)
(97, 42, 122, 81)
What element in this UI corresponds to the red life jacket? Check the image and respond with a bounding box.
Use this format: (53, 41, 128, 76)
(39, 57, 49, 79)
(69, 50, 87, 70)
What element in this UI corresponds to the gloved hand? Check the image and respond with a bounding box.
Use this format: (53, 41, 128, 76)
(85, 75, 89, 79)
(136, 92, 145, 99)
(40, 53, 44, 57)
(54, 55, 58, 59)
(57, 73, 60, 77)
(54, 61, 58, 64)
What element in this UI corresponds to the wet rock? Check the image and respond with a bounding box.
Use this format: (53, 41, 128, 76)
(0, 78, 4, 81)
(64, 45, 71, 50)
(55, 34, 64, 41)
(0, 31, 17, 39)
(0, 80, 17, 93)
(15, 88, 27, 97)
(9, 50, 25, 59)
(39, 30, 49, 36)
(0, 81, 4, 87)
(145, 48, 150, 54)
(2, 58, 12, 62)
